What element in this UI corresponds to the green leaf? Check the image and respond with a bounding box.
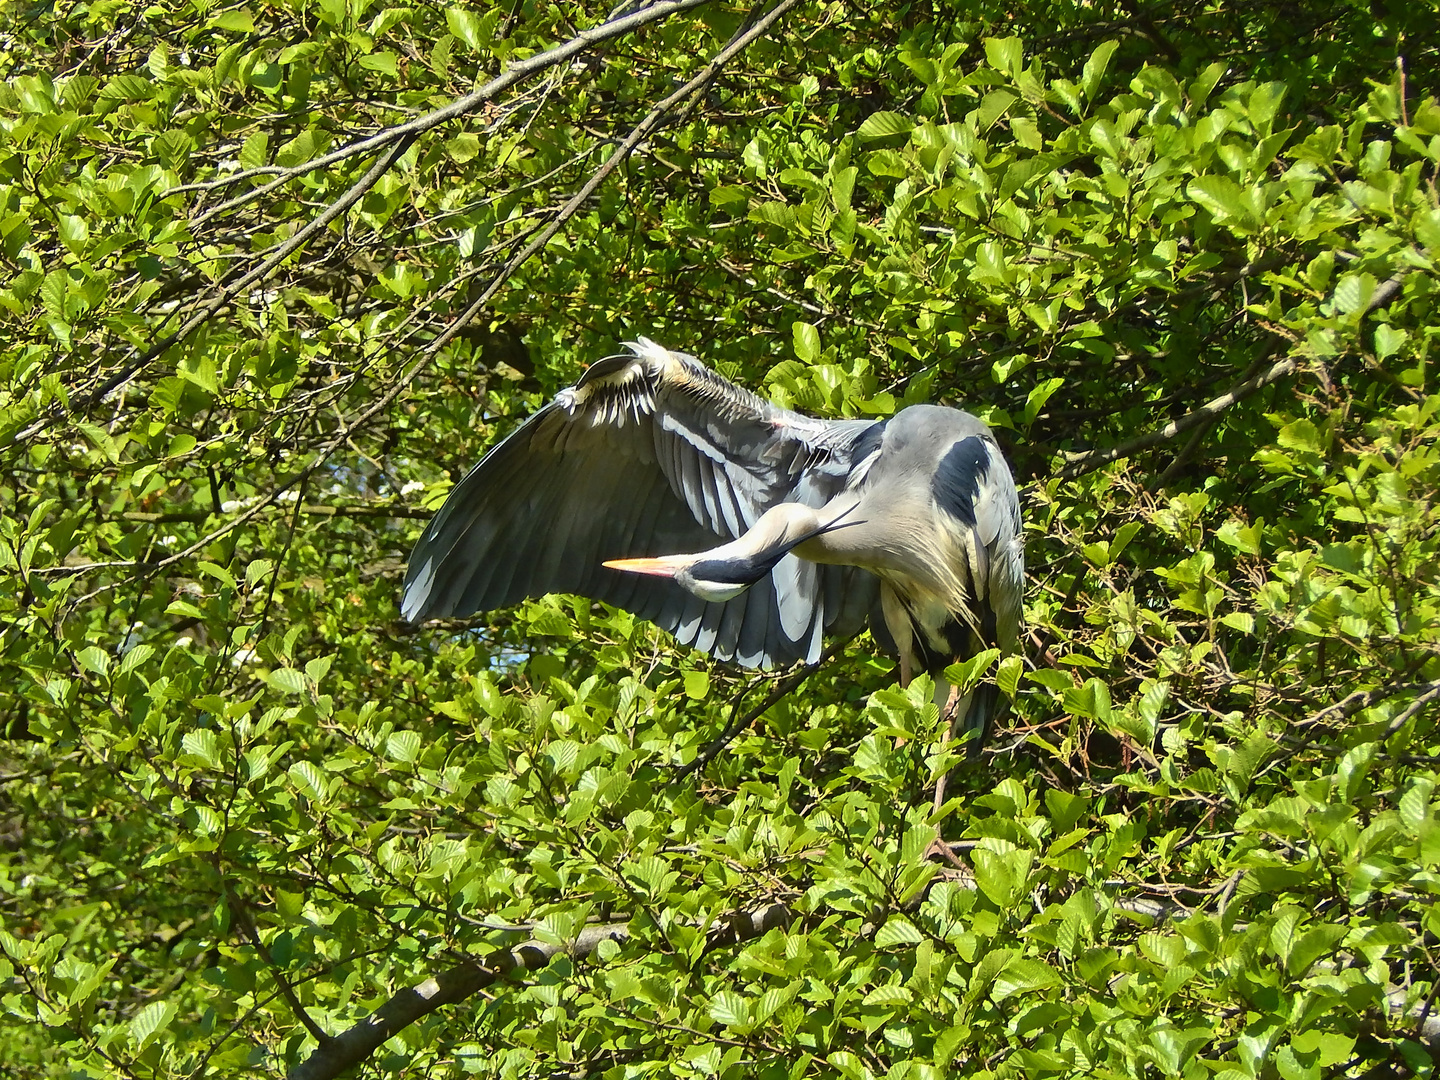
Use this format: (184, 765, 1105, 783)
(181, 729, 221, 769)
(130, 999, 177, 1049)
(446, 6, 499, 53)
(1023, 377, 1063, 423)
(1286, 923, 1346, 976)
(387, 730, 421, 763)
(1081, 40, 1119, 102)
(857, 111, 913, 140)
(267, 668, 307, 695)
(875, 915, 923, 947)
(991, 958, 1060, 1001)
(792, 321, 821, 362)
(446, 133, 481, 164)
(1188, 175, 1245, 220)
(708, 990, 751, 1030)
(359, 52, 398, 77)
(211, 9, 255, 32)
(1064, 678, 1112, 722)
(943, 648, 1000, 692)
(76, 646, 111, 676)
(239, 131, 269, 170)
(1333, 272, 1375, 315)
(984, 37, 1023, 78)
(289, 761, 328, 801)
(683, 670, 709, 701)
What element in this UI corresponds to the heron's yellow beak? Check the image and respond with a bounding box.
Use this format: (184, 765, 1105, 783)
(602, 555, 688, 577)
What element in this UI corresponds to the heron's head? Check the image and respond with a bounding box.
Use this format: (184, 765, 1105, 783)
(602, 553, 760, 603)
(604, 502, 865, 604)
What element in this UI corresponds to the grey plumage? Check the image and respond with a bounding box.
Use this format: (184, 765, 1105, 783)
(402, 338, 1025, 742)
(402, 339, 881, 666)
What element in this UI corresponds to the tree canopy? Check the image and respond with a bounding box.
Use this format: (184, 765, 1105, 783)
(3, 0, 1440, 1077)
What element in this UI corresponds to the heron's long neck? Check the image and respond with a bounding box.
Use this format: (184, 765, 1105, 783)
(700, 502, 826, 570)
(688, 499, 859, 584)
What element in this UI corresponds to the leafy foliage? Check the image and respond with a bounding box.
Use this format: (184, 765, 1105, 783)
(2, 0, 1439, 1077)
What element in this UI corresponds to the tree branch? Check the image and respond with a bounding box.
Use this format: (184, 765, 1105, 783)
(287, 854, 1440, 1080)
(285, 903, 796, 1080)
(117, 502, 434, 524)
(178, 0, 713, 222)
(45, 0, 807, 610)
(229, 892, 332, 1049)
(429, 0, 806, 355)
(1060, 265, 1413, 482)
(3, 0, 714, 452)
(1059, 351, 1297, 480)
(679, 634, 854, 778)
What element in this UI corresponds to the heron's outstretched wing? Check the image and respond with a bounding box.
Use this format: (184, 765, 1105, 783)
(401, 339, 882, 666)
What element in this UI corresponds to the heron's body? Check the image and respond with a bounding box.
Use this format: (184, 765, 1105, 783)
(402, 339, 1024, 744)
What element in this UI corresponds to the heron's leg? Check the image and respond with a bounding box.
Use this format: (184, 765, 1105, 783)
(932, 681, 965, 814)
(920, 682, 971, 866)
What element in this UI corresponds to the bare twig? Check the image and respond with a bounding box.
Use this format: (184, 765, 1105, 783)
(1060, 352, 1297, 480)
(176, 0, 712, 218)
(430, 0, 806, 355)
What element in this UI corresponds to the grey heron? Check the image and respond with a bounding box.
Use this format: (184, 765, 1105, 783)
(402, 338, 1024, 746)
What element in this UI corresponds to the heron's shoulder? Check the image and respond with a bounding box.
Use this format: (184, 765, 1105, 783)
(887, 403, 992, 442)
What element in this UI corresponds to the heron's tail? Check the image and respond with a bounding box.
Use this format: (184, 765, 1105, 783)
(959, 683, 1002, 758)
(934, 678, 1002, 759)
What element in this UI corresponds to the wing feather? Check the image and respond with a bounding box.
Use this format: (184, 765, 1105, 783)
(401, 339, 884, 667)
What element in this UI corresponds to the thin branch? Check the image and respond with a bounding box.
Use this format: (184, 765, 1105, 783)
(429, 0, 807, 356)
(118, 503, 434, 524)
(1383, 681, 1440, 737)
(1059, 351, 1297, 480)
(169, 0, 711, 219)
(679, 635, 854, 778)
(1061, 265, 1414, 481)
(229, 893, 332, 1048)
(1295, 679, 1440, 729)
(47, 0, 806, 609)
(2, 0, 714, 452)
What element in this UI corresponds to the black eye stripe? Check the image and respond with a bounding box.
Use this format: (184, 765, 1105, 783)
(688, 557, 763, 585)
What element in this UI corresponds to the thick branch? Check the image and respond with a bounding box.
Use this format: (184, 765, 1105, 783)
(287, 855, 1440, 1080)
(286, 903, 796, 1080)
